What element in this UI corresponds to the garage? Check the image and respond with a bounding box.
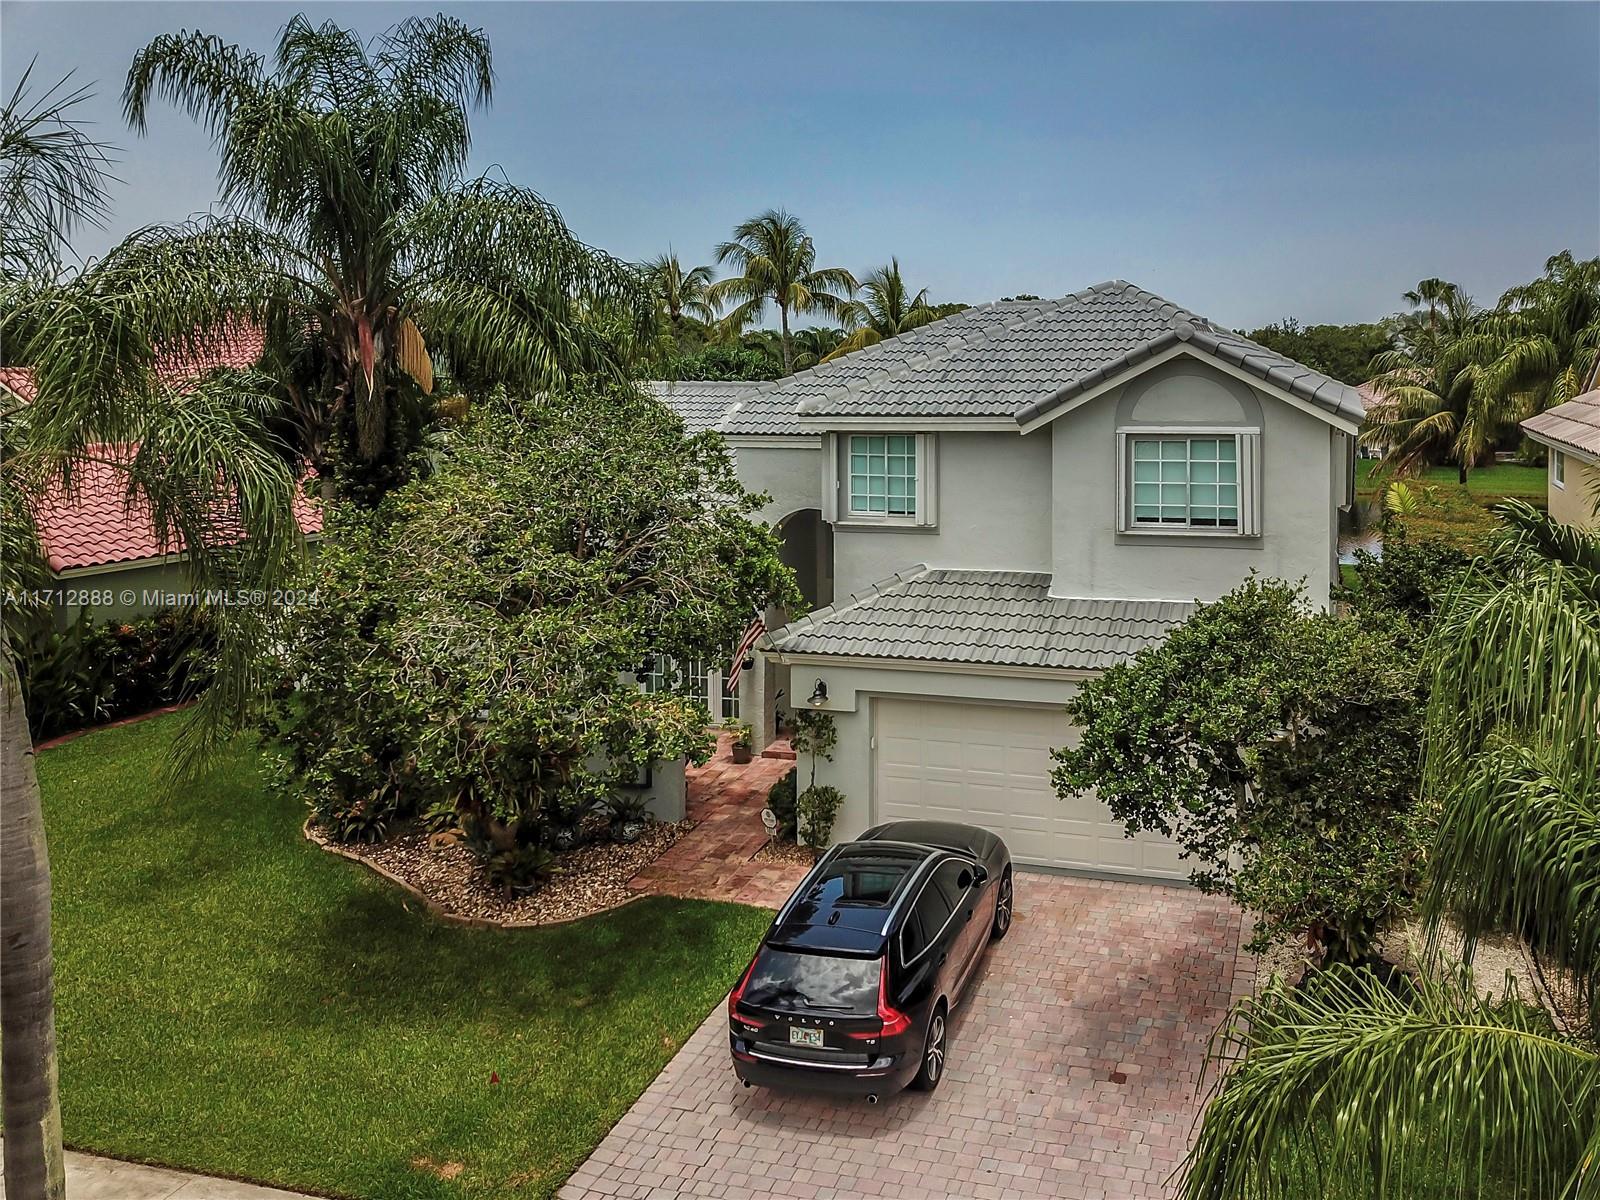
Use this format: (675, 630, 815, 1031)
(872, 696, 1188, 881)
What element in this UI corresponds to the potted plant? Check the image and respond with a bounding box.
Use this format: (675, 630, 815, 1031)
(727, 718, 756, 763)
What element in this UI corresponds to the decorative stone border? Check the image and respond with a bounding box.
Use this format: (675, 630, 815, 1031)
(302, 819, 650, 930)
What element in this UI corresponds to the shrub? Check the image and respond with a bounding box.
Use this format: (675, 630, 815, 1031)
(766, 768, 798, 840)
(15, 606, 212, 740)
(606, 793, 654, 843)
(796, 785, 845, 851)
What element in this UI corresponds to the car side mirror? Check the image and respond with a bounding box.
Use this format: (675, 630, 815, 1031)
(967, 864, 988, 888)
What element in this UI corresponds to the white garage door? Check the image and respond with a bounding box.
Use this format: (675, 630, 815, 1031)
(873, 697, 1187, 881)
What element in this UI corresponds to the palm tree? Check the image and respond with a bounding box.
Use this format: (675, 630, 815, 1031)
(823, 258, 937, 362)
(1182, 500, 1600, 1200)
(1, 75, 305, 1200)
(1452, 251, 1600, 415)
(643, 251, 717, 328)
(1363, 280, 1503, 483)
(709, 209, 856, 375)
(16, 16, 651, 505)
(789, 326, 845, 371)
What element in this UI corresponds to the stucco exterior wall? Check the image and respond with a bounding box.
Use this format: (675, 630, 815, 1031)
(728, 441, 823, 526)
(1049, 358, 1339, 605)
(831, 431, 1053, 600)
(1549, 452, 1600, 529)
(781, 659, 1083, 845)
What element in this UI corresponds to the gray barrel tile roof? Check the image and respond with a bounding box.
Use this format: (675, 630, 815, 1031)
(645, 380, 755, 434)
(714, 280, 1363, 435)
(1522, 389, 1600, 457)
(769, 566, 1195, 670)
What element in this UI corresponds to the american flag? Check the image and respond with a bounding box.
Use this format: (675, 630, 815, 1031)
(725, 614, 767, 692)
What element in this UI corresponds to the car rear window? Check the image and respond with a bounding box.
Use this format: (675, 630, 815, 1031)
(743, 948, 881, 1014)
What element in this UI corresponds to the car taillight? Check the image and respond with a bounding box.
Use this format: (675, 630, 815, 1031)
(728, 955, 764, 1029)
(848, 957, 909, 1039)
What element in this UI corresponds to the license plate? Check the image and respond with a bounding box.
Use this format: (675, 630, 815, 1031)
(788, 1026, 824, 1048)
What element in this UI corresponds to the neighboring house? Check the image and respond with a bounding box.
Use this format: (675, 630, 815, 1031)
(1521, 388, 1600, 529)
(653, 280, 1363, 881)
(3, 328, 322, 627)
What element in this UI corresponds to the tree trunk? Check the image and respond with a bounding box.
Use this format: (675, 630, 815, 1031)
(1458, 461, 1468, 485)
(779, 304, 793, 376)
(1, 653, 66, 1200)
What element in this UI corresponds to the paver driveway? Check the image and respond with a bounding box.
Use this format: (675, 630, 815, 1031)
(561, 872, 1252, 1200)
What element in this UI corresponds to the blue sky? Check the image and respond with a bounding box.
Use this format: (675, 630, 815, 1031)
(3, 1, 1597, 328)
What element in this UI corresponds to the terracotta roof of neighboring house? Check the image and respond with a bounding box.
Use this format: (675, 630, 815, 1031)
(1522, 389, 1600, 460)
(31, 454, 322, 573)
(0, 366, 38, 402)
(769, 566, 1194, 670)
(9, 323, 310, 573)
(719, 281, 1366, 436)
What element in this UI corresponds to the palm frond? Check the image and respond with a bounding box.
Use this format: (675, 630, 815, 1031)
(1183, 966, 1600, 1200)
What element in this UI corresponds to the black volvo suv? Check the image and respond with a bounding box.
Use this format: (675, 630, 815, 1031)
(728, 821, 1012, 1101)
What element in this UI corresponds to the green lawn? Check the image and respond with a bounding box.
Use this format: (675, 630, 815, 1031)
(38, 715, 771, 1199)
(1355, 458, 1546, 501)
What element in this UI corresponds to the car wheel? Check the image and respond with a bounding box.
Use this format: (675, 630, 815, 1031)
(909, 1005, 947, 1092)
(990, 868, 1013, 941)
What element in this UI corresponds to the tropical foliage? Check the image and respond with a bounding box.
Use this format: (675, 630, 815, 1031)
(1241, 317, 1393, 385)
(1184, 501, 1600, 1199)
(1, 66, 305, 1200)
(268, 382, 799, 862)
(709, 209, 857, 374)
(824, 258, 938, 361)
(16, 15, 654, 505)
(1364, 259, 1600, 481)
(1053, 578, 1431, 963)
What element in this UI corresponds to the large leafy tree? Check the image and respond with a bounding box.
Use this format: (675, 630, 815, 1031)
(823, 257, 938, 362)
(26, 15, 652, 504)
(709, 209, 855, 374)
(1, 74, 304, 1200)
(1052, 578, 1431, 964)
(1241, 317, 1394, 385)
(269, 383, 799, 854)
(1183, 501, 1600, 1200)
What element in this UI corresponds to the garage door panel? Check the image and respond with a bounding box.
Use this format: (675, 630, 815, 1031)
(873, 697, 1187, 883)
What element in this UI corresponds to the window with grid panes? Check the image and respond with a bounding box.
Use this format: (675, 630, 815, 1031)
(848, 434, 917, 517)
(1130, 437, 1239, 529)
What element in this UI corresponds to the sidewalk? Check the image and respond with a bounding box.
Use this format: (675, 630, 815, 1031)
(0, 1149, 316, 1200)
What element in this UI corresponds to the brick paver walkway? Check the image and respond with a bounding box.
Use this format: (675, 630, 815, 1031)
(563, 872, 1253, 1200)
(629, 733, 812, 908)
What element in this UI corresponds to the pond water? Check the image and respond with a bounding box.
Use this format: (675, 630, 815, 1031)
(1338, 498, 1383, 563)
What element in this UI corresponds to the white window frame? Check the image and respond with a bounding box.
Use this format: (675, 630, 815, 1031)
(832, 433, 937, 527)
(1553, 449, 1566, 489)
(1116, 426, 1261, 537)
(641, 656, 739, 724)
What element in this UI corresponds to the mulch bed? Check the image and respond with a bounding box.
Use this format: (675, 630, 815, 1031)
(308, 819, 690, 927)
(751, 838, 815, 867)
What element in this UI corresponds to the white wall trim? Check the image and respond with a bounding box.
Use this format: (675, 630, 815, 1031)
(725, 434, 823, 449)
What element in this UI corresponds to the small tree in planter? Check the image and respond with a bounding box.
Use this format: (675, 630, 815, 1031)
(789, 709, 842, 855)
(726, 718, 755, 764)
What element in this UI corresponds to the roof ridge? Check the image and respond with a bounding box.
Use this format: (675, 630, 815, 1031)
(797, 288, 1108, 415)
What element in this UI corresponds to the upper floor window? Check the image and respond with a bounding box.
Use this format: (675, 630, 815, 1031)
(1119, 428, 1260, 536)
(1130, 436, 1239, 529)
(1553, 449, 1566, 489)
(849, 434, 917, 517)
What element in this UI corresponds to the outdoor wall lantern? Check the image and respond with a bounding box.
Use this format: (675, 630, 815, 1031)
(808, 679, 828, 707)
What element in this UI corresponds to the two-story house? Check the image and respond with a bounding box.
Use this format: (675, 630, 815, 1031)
(653, 281, 1363, 880)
